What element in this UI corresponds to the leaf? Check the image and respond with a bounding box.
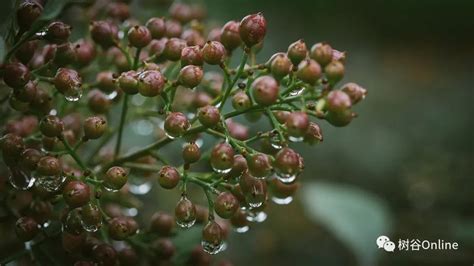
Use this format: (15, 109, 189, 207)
(301, 182, 393, 266)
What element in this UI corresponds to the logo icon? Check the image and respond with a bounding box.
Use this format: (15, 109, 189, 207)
(376, 235, 395, 252)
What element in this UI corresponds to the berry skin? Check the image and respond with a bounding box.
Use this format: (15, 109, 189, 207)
(17, 1, 43, 31)
(83, 116, 107, 140)
(215, 192, 239, 219)
(198, 105, 220, 128)
(45, 22, 71, 44)
(202, 41, 226, 65)
(287, 39, 308, 65)
(54, 42, 78, 66)
(270, 53, 292, 80)
(165, 19, 183, 38)
(108, 217, 137, 240)
(152, 238, 176, 259)
(104, 166, 128, 191)
(146, 17, 166, 39)
(90, 21, 119, 49)
(37, 156, 61, 176)
(81, 204, 102, 229)
(181, 45, 204, 66)
(96, 71, 117, 93)
(164, 112, 190, 138)
(15, 216, 39, 241)
(210, 143, 234, 173)
(274, 148, 302, 176)
(326, 90, 352, 113)
(118, 71, 139, 94)
(92, 244, 117, 266)
(54, 68, 82, 95)
(310, 42, 333, 66)
(158, 166, 180, 189)
(227, 154, 248, 179)
(220, 21, 241, 51)
(175, 197, 196, 225)
(74, 39, 97, 68)
(137, 70, 165, 97)
(183, 143, 201, 164)
(40, 115, 64, 138)
(163, 38, 187, 61)
(3, 62, 30, 88)
(1, 133, 25, 158)
(341, 82, 367, 104)
(178, 65, 204, 88)
(247, 153, 272, 178)
(239, 13, 266, 47)
(87, 90, 111, 114)
(20, 148, 42, 171)
(296, 59, 322, 85)
(304, 122, 323, 144)
(285, 111, 310, 138)
(326, 109, 353, 127)
(127, 25, 152, 48)
(325, 60, 345, 83)
(150, 212, 175, 235)
(14, 80, 37, 103)
(232, 90, 251, 111)
(63, 181, 91, 208)
(251, 76, 279, 106)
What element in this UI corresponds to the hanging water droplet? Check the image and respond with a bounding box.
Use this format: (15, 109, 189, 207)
(132, 119, 154, 136)
(106, 90, 118, 100)
(246, 211, 267, 223)
(234, 225, 250, 233)
(288, 136, 304, 143)
(128, 178, 153, 195)
(275, 172, 297, 184)
(201, 239, 224, 255)
(49, 109, 58, 116)
(272, 196, 293, 205)
(8, 167, 36, 190)
(270, 136, 283, 150)
(176, 218, 196, 229)
(212, 166, 232, 174)
(81, 222, 101, 233)
(289, 87, 305, 96)
(41, 220, 51, 228)
(64, 86, 83, 102)
(36, 175, 66, 192)
(247, 201, 263, 208)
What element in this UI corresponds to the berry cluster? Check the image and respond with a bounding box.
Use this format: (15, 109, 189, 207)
(0, 1, 367, 265)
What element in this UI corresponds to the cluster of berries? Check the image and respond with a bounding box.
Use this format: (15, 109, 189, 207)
(0, 0, 367, 265)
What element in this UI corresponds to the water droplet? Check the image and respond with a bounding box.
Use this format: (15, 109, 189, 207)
(270, 136, 283, 150)
(288, 136, 304, 143)
(128, 179, 153, 195)
(106, 90, 118, 100)
(176, 219, 196, 229)
(103, 186, 119, 192)
(247, 201, 263, 208)
(81, 222, 101, 233)
(41, 220, 51, 228)
(272, 196, 293, 205)
(201, 239, 224, 255)
(234, 225, 250, 233)
(289, 87, 305, 96)
(49, 109, 58, 116)
(186, 112, 195, 119)
(164, 132, 177, 140)
(8, 167, 36, 190)
(212, 167, 232, 174)
(64, 86, 83, 102)
(132, 119, 154, 136)
(275, 172, 297, 184)
(36, 175, 66, 192)
(246, 211, 267, 223)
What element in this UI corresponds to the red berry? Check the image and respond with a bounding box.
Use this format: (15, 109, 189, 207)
(104, 166, 128, 191)
(83, 116, 107, 140)
(158, 166, 180, 189)
(146, 17, 166, 39)
(163, 38, 187, 61)
(269, 53, 292, 80)
(17, 1, 43, 31)
(287, 39, 308, 65)
(40, 115, 64, 138)
(251, 76, 279, 106)
(15, 216, 39, 241)
(3, 62, 30, 88)
(175, 196, 196, 228)
(326, 90, 352, 113)
(87, 89, 111, 114)
(285, 111, 310, 139)
(181, 45, 204, 66)
(165, 19, 183, 38)
(183, 142, 201, 164)
(296, 59, 322, 85)
(137, 70, 165, 97)
(178, 65, 204, 88)
(63, 181, 91, 208)
(197, 105, 220, 128)
(310, 42, 333, 66)
(127, 25, 152, 48)
(232, 90, 251, 110)
(150, 212, 175, 235)
(304, 122, 323, 144)
(220, 21, 241, 51)
(54, 68, 82, 95)
(37, 156, 61, 176)
(215, 192, 239, 219)
(341, 82, 367, 104)
(45, 21, 71, 44)
(239, 13, 266, 47)
(274, 148, 303, 176)
(202, 41, 226, 65)
(210, 142, 234, 173)
(325, 61, 345, 83)
(90, 21, 119, 49)
(164, 112, 190, 138)
(169, 3, 193, 24)
(247, 153, 272, 178)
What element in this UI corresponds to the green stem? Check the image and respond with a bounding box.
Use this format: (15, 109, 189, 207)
(61, 137, 87, 171)
(115, 43, 133, 69)
(265, 108, 286, 143)
(114, 94, 129, 160)
(218, 52, 249, 111)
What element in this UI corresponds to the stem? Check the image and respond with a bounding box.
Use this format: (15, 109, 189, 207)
(115, 43, 133, 69)
(61, 137, 87, 171)
(265, 108, 286, 143)
(218, 52, 249, 111)
(114, 94, 129, 159)
(133, 48, 142, 70)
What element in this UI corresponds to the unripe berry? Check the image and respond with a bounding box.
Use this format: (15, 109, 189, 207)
(16, 40, 38, 64)
(158, 166, 180, 189)
(40, 115, 64, 137)
(227, 154, 248, 179)
(45, 22, 71, 44)
(220, 21, 241, 51)
(247, 153, 272, 178)
(3, 62, 30, 88)
(137, 70, 165, 97)
(90, 21, 119, 49)
(296, 59, 321, 85)
(164, 112, 190, 138)
(104, 166, 128, 191)
(251, 76, 279, 106)
(287, 39, 308, 65)
(87, 90, 111, 114)
(198, 105, 220, 127)
(175, 196, 196, 227)
(20, 148, 42, 171)
(183, 142, 201, 164)
(15, 216, 39, 241)
(326, 109, 353, 127)
(169, 3, 193, 24)
(37, 156, 61, 176)
(81, 204, 102, 230)
(127, 25, 152, 48)
(1, 133, 25, 158)
(83, 116, 107, 140)
(107, 2, 130, 21)
(202, 41, 226, 65)
(202, 220, 224, 254)
(325, 61, 345, 83)
(17, 1, 43, 31)
(341, 82, 367, 104)
(63, 181, 91, 208)
(232, 90, 251, 110)
(108, 217, 137, 240)
(274, 148, 302, 177)
(54, 68, 82, 95)
(146, 17, 166, 39)
(215, 192, 239, 219)
(73, 39, 96, 67)
(285, 111, 310, 139)
(149, 38, 167, 61)
(96, 71, 117, 93)
(178, 65, 203, 88)
(181, 29, 205, 46)
(226, 119, 249, 140)
(239, 13, 266, 47)
(326, 90, 352, 113)
(150, 212, 175, 235)
(165, 19, 183, 38)
(270, 53, 292, 80)
(181, 45, 204, 66)
(117, 71, 139, 94)
(163, 38, 187, 61)
(92, 244, 117, 266)
(304, 122, 323, 144)
(54, 42, 77, 66)
(210, 143, 234, 173)
(310, 42, 333, 66)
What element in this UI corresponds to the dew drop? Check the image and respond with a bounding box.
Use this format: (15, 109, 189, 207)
(176, 219, 196, 229)
(64, 86, 83, 102)
(36, 175, 66, 192)
(288, 136, 304, 143)
(212, 166, 232, 174)
(8, 167, 36, 190)
(246, 211, 267, 223)
(81, 222, 100, 233)
(289, 87, 305, 96)
(201, 239, 224, 255)
(275, 172, 297, 184)
(271, 196, 293, 205)
(270, 136, 284, 150)
(234, 225, 250, 233)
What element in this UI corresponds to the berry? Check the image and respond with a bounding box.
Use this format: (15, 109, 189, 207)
(104, 166, 128, 191)
(296, 59, 322, 85)
(152, 238, 176, 259)
(37, 156, 61, 176)
(165, 19, 183, 38)
(117, 71, 139, 94)
(202, 220, 224, 252)
(164, 112, 190, 138)
(181, 45, 204, 66)
(17, 1, 43, 31)
(247, 153, 272, 178)
(108, 217, 137, 240)
(54, 68, 82, 95)
(137, 70, 165, 97)
(45, 22, 71, 44)
(40, 115, 64, 138)
(63, 181, 91, 208)
(92, 244, 117, 266)
(158, 166, 180, 189)
(20, 148, 42, 171)
(183, 143, 201, 164)
(310, 42, 333, 66)
(215, 192, 239, 219)
(54, 42, 78, 66)
(220, 21, 241, 51)
(118, 247, 138, 266)
(107, 2, 130, 21)
(87, 90, 111, 114)
(181, 29, 205, 46)
(96, 71, 117, 93)
(341, 82, 367, 104)
(269, 178, 300, 199)
(90, 21, 119, 48)
(285, 111, 310, 139)
(226, 119, 249, 140)
(210, 143, 234, 173)
(15, 216, 39, 241)
(198, 105, 220, 127)
(227, 154, 248, 179)
(239, 13, 266, 47)
(326, 109, 353, 127)
(251, 76, 279, 106)
(14, 80, 37, 102)
(149, 38, 168, 61)
(163, 38, 187, 61)
(304, 122, 323, 144)
(146, 17, 166, 39)
(30, 88, 53, 115)
(81, 204, 102, 229)
(287, 39, 308, 65)
(175, 196, 196, 226)
(326, 90, 352, 113)
(127, 25, 152, 48)
(239, 172, 267, 206)
(169, 3, 193, 24)
(178, 65, 204, 88)
(194, 92, 212, 108)
(150, 212, 175, 235)
(325, 61, 345, 83)
(1, 133, 25, 158)
(232, 90, 251, 110)
(3, 62, 30, 88)
(202, 41, 226, 65)
(83, 116, 107, 140)
(16, 40, 38, 64)
(269, 53, 292, 80)
(274, 148, 302, 176)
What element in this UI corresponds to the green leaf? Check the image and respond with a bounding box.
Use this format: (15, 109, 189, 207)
(301, 182, 393, 266)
